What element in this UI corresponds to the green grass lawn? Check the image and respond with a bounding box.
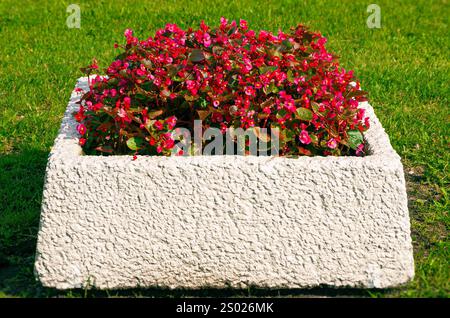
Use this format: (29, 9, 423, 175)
(0, 0, 448, 297)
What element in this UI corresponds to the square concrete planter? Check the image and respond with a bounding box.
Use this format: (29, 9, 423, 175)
(34, 77, 414, 290)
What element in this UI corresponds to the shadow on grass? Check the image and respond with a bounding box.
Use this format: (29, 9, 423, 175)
(3, 261, 390, 298)
(0, 149, 396, 298)
(49, 286, 388, 298)
(0, 149, 49, 297)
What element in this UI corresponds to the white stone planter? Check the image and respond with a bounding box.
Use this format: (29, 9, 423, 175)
(34, 77, 414, 290)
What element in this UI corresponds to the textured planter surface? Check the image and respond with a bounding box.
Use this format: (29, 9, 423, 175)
(35, 78, 414, 289)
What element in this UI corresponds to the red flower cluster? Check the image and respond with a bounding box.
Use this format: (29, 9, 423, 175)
(75, 19, 369, 156)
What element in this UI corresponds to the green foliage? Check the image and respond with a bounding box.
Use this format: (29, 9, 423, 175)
(295, 107, 313, 121)
(347, 130, 364, 150)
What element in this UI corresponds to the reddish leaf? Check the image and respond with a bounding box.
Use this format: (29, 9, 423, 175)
(189, 49, 205, 63)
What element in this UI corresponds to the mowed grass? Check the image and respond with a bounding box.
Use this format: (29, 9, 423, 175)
(0, 0, 448, 297)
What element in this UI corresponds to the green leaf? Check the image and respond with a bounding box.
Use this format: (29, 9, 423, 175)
(114, 52, 128, 62)
(166, 64, 179, 77)
(276, 108, 287, 119)
(265, 82, 279, 94)
(309, 133, 319, 145)
(126, 137, 143, 151)
(212, 46, 224, 55)
(267, 48, 282, 58)
(148, 109, 163, 119)
(141, 59, 153, 68)
(134, 93, 148, 100)
(287, 70, 295, 83)
(227, 26, 237, 36)
(347, 130, 364, 150)
(285, 129, 296, 142)
(188, 49, 205, 63)
(259, 66, 277, 74)
(281, 39, 293, 50)
(295, 107, 313, 121)
(311, 102, 320, 113)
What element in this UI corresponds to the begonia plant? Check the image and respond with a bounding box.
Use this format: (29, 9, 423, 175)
(75, 18, 369, 157)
